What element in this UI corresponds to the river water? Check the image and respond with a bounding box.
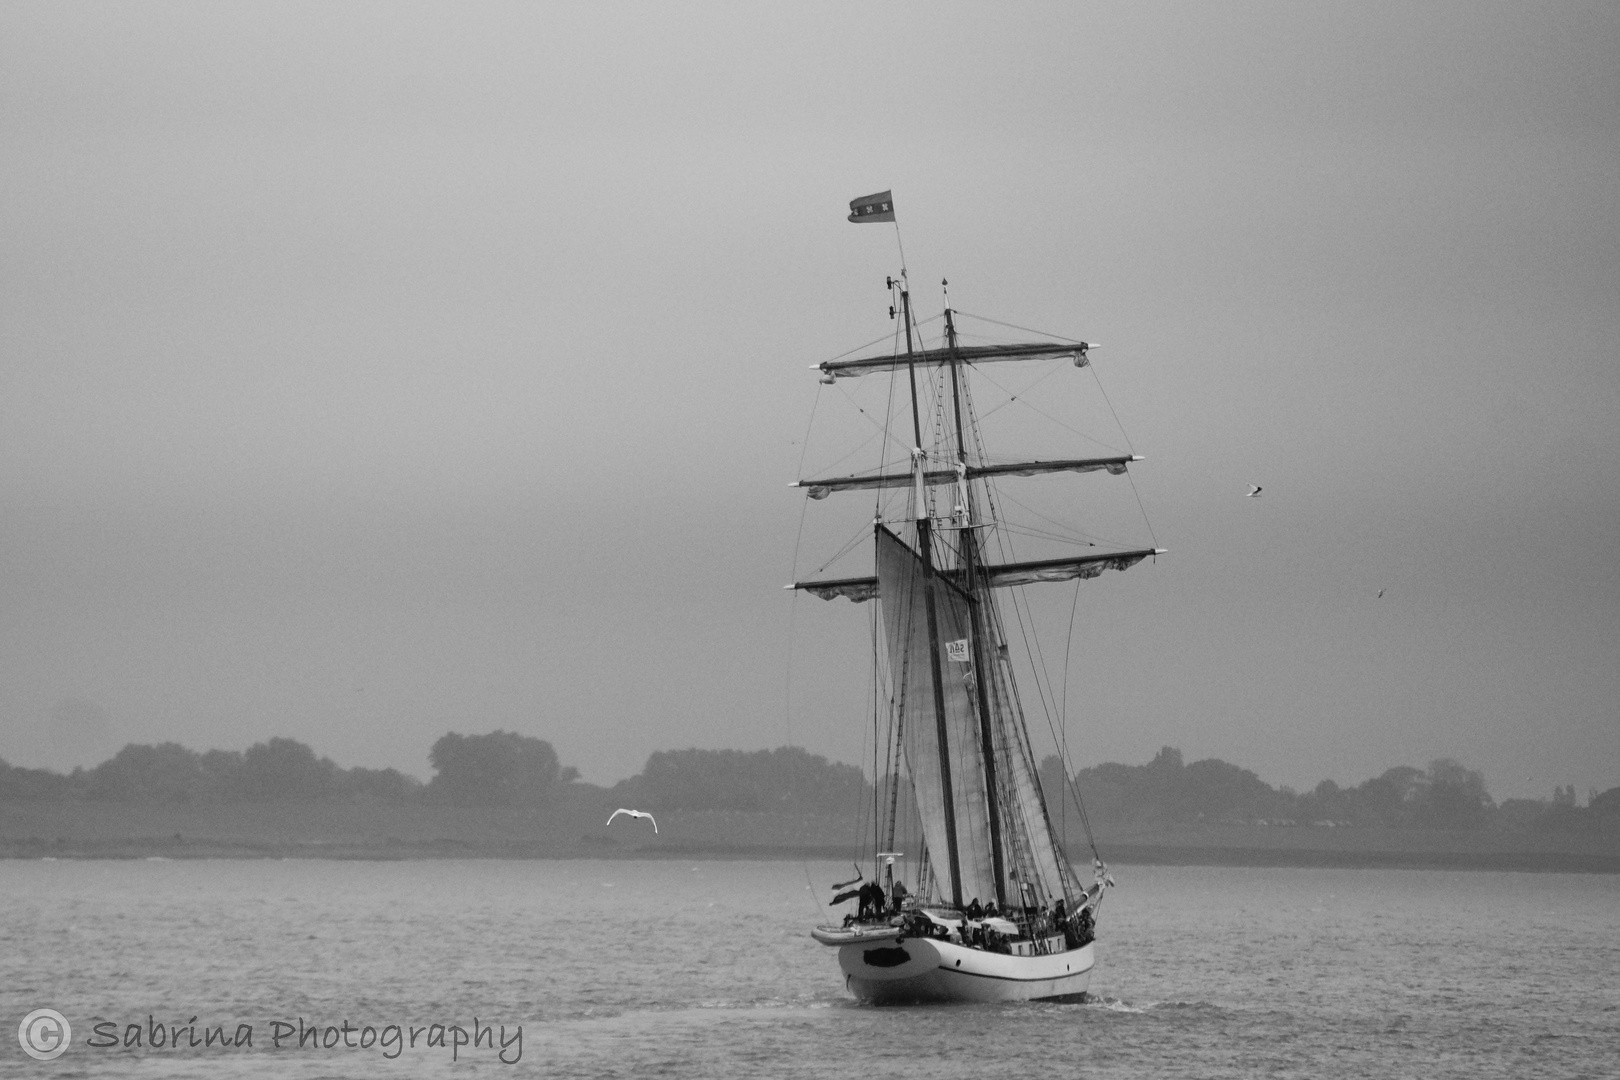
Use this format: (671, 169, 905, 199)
(2, 859, 1615, 1078)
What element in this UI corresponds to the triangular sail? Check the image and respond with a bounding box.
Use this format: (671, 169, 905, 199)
(876, 525, 998, 906)
(990, 642, 1080, 903)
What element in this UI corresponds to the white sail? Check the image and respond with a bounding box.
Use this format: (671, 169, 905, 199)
(876, 526, 998, 906)
(992, 645, 1080, 903)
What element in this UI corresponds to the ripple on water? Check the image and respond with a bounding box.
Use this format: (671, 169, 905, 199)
(0, 861, 1615, 1079)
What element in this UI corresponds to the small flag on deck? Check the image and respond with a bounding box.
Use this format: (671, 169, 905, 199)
(848, 190, 895, 223)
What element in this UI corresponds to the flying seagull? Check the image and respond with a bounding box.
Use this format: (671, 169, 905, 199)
(606, 808, 658, 833)
(1246, 484, 1262, 497)
(1377, 589, 1384, 599)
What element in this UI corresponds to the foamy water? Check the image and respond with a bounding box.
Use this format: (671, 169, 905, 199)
(3, 859, 1615, 1078)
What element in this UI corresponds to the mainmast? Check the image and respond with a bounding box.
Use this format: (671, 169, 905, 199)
(899, 281, 965, 909)
(944, 305, 1009, 912)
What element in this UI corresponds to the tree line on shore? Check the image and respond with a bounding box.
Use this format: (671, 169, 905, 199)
(1, 735, 1614, 834)
(0, 733, 865, 816)
(1039, 746, 1619, 835)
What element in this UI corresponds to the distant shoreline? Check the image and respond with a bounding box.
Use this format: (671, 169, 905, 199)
(4, 840, 1616, 874)
(1098, 843, 1620, 874)
(4, 799, 1614, 873)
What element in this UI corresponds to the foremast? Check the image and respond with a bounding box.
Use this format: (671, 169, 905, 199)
(898, 281, 967, 910)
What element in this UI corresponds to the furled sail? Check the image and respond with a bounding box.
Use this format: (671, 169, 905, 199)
(876, 526, 998, 906)
(793, 575, 879, 603)
(795, 456, 1138, 500)
(981, 550, 1158, 588)
(792, 547, 1161, 601)
(817, 341, 1091, 380)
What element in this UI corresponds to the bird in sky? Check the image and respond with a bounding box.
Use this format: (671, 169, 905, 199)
(606, 808, 658, 833)
(1377, 589, 1384, 598)
(1246, 484, 1262, 497)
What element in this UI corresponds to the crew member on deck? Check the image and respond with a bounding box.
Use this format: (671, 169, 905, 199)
(856, 881, 877, 920)
(889, 879, 909, 913)
(1074, 903, 1094, 946)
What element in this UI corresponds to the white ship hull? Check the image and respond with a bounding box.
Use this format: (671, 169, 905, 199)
(832, 936, 1094, 1004)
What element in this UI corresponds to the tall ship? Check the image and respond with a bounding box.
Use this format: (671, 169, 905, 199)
(793, 249, 1159, 1003)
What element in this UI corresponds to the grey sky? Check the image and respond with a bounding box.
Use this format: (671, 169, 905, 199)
(2, 2, 1615, 800)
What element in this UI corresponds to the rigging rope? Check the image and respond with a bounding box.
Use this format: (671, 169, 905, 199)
(970, 361, 1068, 424)
(973, 415, 1106, 876)
(951, 310, 1087, 345)
(785, 392, 822, 911)
(783, 384, 824, 758)
(1060, 580, 1079, 851)
(958, 369, 1091, 901)
(991, 487, 1137, 550)
(1087, 364, 1135, 457)
(1087, 363, 1159, 549)
(869, 601, 880, 861)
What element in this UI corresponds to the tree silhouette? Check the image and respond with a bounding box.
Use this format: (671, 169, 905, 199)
(84, 743, 206, 802)
(427, 730, 560, 806)
(630, 746, 866, 813)
(237, 738, 340, 801)
(1412, 758, 1493, 828)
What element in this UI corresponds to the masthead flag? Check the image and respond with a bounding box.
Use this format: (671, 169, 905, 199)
(848, 191, 895, 223)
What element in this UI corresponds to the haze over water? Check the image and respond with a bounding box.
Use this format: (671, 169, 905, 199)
(2, 5, 1617, 803)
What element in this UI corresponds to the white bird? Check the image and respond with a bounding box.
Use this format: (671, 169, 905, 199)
(1246, 484, 1262, 497)
(606, 808, 658, 833)
(1377, 589, 1384, 598)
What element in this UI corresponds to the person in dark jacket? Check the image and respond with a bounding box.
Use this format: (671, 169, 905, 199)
(867, 881, 887, 920)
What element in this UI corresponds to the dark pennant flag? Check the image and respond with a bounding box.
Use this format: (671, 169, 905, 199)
(848, 190, 895, 223)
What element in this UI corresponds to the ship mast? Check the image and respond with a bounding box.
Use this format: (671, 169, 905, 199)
(899, 281, 965, 909)
(944, 305, 1009, 912)
(793, 280, 1161, 915)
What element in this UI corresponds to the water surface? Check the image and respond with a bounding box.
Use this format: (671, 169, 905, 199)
(3, 859, 1615, 1077)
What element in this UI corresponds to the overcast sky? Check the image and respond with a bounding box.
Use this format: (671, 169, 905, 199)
(2, 2, 1615, 801)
